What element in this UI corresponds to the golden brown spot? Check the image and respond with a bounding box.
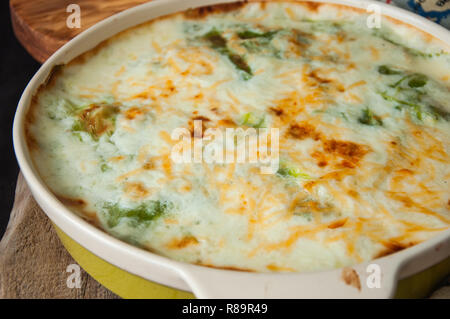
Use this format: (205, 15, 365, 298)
(193, 93, 204, 100)
(318, 160, 328, 167)
(288, 123, 320, 140)
(339, 160, 356, 169)
(396, 196, 414, 208)
(308, 70, 332, 84)
(323, 139, 369, 165)
(336, 31, 346, 44)
(160, 80, 177, 98)
(336, 83, 346, 92)
(81, 212, 101, 228)
(273, 92, 305, 122)
(396, 168, 414, 175)
(179, 183, 192, 193)
(167, 236, 199, 249)
(56, 195, 101, 226)
(57, 195, 86, 208)
(192, 116, 211, 122)
(198, 263, 254, 272)
(25, 126, 39, 152)
(266, 264, 295, 272)
(269, 107, 284, 117)
(24, 93, 44, 152)
(189, 116, 211, 138)
(328, 218, 348, 229)
(311, 150, 327, 168)
(124, 182, 149, 200)
(346, 62, 356, 70)
(375, 240, 416, 258)
(142, 160, 154, 170)
(341, 267, 361, 291)
(78, 103, 119, 138)
(319, 170, 350, 182)
(124, 107, 144, 120)
(184, 1, 246, 19)
(217, 118, 236, 127)
(43, 64, 64, 89)
(304, 181, 317, 192)
(347, 190, 359, 198)
(302, 1, 323, 12)
(109, 155, 125, 162)
(26, 98, 38, 125)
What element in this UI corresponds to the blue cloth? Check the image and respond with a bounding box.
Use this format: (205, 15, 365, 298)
(384, 0, 450, 29)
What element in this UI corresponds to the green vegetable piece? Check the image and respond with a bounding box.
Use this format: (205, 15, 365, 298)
(340, 112, 349, 121)
(374, 31, 433, 58)
(106, 200, 171, 228)
(294, 211, 312, 221)
(428, 105, 450, 121)
(301, 19, 343, 33)
(203, 28, 227, 49)
(277, 163, 311, 180)
(379, 92, 423, 121)
(203, 29, 252, 79)
(237, 30, 278, 40)
(358, 108, 383, 126)
(228, 53, 252, 74)
(240, 112, 265, 128)
(101, 163, 111, 172)
(408, 75, 427, 88)
(71, 120, 84, 132)
(63, 98, 84, 115)
(378, 65, 402, 75)
(72, 103, 119, 140)
(379, 92, 421, 109)
(390, 75, 410, 88)
(241, 40, 262, 53)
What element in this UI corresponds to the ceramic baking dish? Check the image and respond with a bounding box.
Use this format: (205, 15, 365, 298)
(13, 0, 450, 298)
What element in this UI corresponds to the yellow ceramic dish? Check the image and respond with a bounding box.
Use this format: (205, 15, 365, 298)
(55, 226, 194, 299)
(54, 226, 449, 299)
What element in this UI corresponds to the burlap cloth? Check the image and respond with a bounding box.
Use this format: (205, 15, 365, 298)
(0, 173, 119, 298)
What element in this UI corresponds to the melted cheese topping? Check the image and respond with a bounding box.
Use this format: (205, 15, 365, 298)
(27, 1, 450, 272)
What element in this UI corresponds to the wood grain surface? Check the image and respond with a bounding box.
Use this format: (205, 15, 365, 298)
(0, 173, 119, 299)
(10, 0, 151, 62)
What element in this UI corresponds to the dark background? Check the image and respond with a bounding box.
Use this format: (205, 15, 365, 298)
(0, 3, 40, 239)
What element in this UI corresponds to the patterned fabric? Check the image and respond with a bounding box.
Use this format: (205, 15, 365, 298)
(378, 0, 450, 29)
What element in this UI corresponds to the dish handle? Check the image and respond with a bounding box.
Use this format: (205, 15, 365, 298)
(176, 259, 402, 299)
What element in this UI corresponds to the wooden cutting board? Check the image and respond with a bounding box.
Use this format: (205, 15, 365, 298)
(10, 0, 151, 62)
